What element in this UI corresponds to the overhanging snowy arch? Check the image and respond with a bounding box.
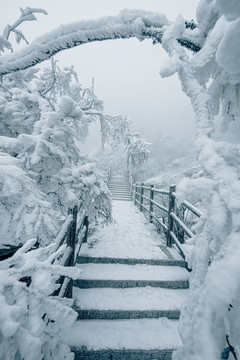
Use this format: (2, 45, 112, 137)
(0, 9, 200, 76)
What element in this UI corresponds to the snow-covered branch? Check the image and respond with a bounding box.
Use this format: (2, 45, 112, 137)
(0, 9, 201, 76)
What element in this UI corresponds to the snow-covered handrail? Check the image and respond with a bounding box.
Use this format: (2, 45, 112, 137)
(132, 182, 203, 259)
(0, 9, 201, 76)
(52, 205, 89, 298)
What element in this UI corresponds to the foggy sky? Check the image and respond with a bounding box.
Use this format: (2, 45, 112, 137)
(1, 0, 199, 152)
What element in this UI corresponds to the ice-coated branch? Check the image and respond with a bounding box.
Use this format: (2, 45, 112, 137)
(0, 9, 201, 76)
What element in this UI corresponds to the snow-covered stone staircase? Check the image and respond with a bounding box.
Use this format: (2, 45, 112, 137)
(107, 175, 131, 201)
(67, 201, 189, 359)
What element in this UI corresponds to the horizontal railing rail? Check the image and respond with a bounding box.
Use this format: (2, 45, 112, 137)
(131, 181, 203, 259)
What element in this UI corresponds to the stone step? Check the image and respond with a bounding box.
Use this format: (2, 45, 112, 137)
(108, 182, 129, 184)
(108, 180, 129, 182)
(108, 181, 129, 183)
(74, 308, 180, 320)
(67, 318, 181, 359)
(109, 178, 129, 182)
(71, 347, 174, 360)
(75, 263, 189, 281)
(74, 278, 189, 289)
(110, 190, 130, 195)
(72, 286, 187, 320)
(111, 198, 132, 201)
(74, 263, 189, 289)
(111, 196, 131, 198)
(76, 256, 187, 268)
(110, 194, 131, 197)
(108, 185, 130, 187)
(111, 195, 131, 200)
(109, 190, 130, 193)
(109, 188, 130, 191)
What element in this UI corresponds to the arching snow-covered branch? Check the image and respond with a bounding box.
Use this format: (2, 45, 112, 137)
(0, 9, 201, 76)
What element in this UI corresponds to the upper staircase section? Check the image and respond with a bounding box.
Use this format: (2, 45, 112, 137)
(108, 175, 131, 201)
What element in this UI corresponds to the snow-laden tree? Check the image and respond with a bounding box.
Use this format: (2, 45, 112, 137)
(156, 1, 240, 359)
(126, 133, 151, 173)
(0, 70, 112, 244)
(95, 123, 151, 180)
(0, 9, 113, 246)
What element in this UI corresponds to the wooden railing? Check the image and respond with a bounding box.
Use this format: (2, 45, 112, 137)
(52, 205, 89, 298)
(132, 182, 203, 259)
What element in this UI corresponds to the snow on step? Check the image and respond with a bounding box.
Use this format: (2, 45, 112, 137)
(67, 318, 182, 351)
(80, 200, 172, 260)
(77, 256, 187, 267)
(73, 287, 188, 311)
(76, 263, 189, 281)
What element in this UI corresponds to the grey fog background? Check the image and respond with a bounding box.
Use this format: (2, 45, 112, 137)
(0, 0, 199, 152)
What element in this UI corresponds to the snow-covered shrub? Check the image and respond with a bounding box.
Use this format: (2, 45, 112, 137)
(0, 237, 80, 360)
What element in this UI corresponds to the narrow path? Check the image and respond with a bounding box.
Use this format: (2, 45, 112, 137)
(80, 200, 175, 260)
(66, 176, 189, 359)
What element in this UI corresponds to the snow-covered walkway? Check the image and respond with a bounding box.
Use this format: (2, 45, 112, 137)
(67, 177, 189, 359)
(80, 200, 176, 260)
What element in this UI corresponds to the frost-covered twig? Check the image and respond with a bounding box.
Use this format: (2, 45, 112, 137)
(2, 7, 47, 46)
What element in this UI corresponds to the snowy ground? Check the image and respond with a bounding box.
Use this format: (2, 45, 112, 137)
(81, 200, 176, 260)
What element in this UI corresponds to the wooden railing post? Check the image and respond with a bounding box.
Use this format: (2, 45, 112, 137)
(167, 185, 176, 247)
(140, 182, 144, 212)
(149, 185, 154, 223)
(82, 216, 89, 243)
(131, 183, 134, 200)
(134, 185, 137, 206)
(66, 205, 78, 297)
